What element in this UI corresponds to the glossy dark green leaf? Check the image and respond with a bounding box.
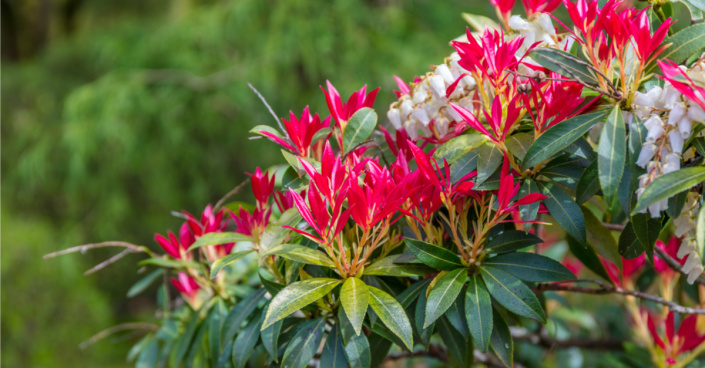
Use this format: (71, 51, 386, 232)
(320, 325, 348, 368)
(424, 268, 468, 328)
(368, 287, 414, 351)
(484, 253, 576, 282)
(187, 232, 251, 252)
(433, 134, 486, 182)
(659, 24, 705, 66)
(489, 310, 513, 368)
(692, 137, 705, 156)
(541, 153, 590, 191)
(567, 235, 611, 281)
(183, 317, 208, 368)
(632, 167, 705, 215)
(445, 289, 470, 339)
(529, 48, 600, 88)
(404, 238, 464, 271)
(414, 284, 435, 348)
(523, 112, 606, 169)
(598, 106, 626, 204)
(539, 181, 587, 245)
(437, 316, 474, 368)
(170, 307, 203, 367)
(344, 331, 371, 368)
(563, 136, 597, 161)
(368, 334, 393, 368)
(210, 250, 253, 279)
(618, 222, 645, 259)
(281, 166, 306, 191)
(264, 244, 335, 267)
(136, 338, 159, 368)
(261, 318, 282, 361)
(506, 132, 533, 162)
(582, 207, 621, 269)
(395, 278, 432, 309)
(476, 143, 504, 185)
(629, 115, 648, 166)
(280, 318, 327, 368)
(617, 154, 634, 215)
(127, 269, 162, 298)
(262, 278, 340, 329)
(343, 107, 377, 154)
(668, 190, 689, 219)
(259, 208, 302, 252)
(631, 213, 662, 263)
(221, 288, 265, 343)
(576, 159, 599, 204)
(485, 230, 543, 254)
(259, 272, 285, 296)
(517, 178, 541, 231)
(364, 254, 434, 276)
(231, 312, 262, 368)
(480, 266, 546, 323)
(208, 301, 226, 365)
(215, 338, 233, 368)
(465, 274, 493, 352)
(341, 277, 370, 336)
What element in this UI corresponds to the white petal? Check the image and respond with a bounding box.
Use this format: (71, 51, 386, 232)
(387, 107, 402, 130)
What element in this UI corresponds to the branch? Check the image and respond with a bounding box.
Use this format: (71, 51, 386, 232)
(247, 82, 286, 133)
(510, 327, 624, 350)
(601, 222, 625, 231)
(79, 322, 159, 350)
(655, 246, 705, 286)
(84, 248, 136, 275)
(43, 241, 151, 259)
(535, 279, 705, 314)
(213, 178, 251, 213)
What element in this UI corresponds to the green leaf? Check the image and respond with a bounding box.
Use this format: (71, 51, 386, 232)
(424, 268, 468, 328)
(633, 167, 705, 215)
(364, 254, 434, 276)
(264, 244, 335, 267)
(485, 230, 543, 254)
(127, 270, 162, 298)
(598, 106, 626, 204)
(692, 137, 705, 156)
(395, 278, 432, 308)
(281, 318, 327, 368)
(629, 116, 648, 166)
(433, 134, 486, 182)
(282, 166, 307, 190)
(208, 302, 225, 365)
(445, 289, 470, 339)
(529, 48, 600, 88)
(539, 181, 587, 245)
(477, 143, 504, 185)
(183, 317, 208, 368)
(230, 312, 262, 368)
(582, 207, 621, 269)
(404, 238, 464, 271)
(187, 232, 251, 252)
(567, 235, 611, 281)
(462, 12, 501, 32)
(261, 318, 282, 361)
(564, 136, 597, 161)
(517, 178, 541, 231)
(668, 191, 689, 219)
(136, 339, 158, 368)
(631, 213, 662, 264)
(221, 288, 266, 343)
(576, 160, 600, 204)
(414, 284, 435, 348)
(320, 325, 348, 368)
(210, 250, 253, 279)
(368, 334, 393, 368)
(367, 287, 414, 351)
(250, 124, 283, 139)
(259, 208, 302, 252)
(262, 278, 340, 329)
(484, 253, 576, 282)
(659, 24, 705, 66)
(259, 272, 285, 296)
(171, 307, 203, 368)
(618, 222, 645, 259)
(437, 316, 474, 368)
(138, 257, 199, 269)
(523, 112, 606, 169)
(506, 132, 533, 162)
(343, 331, 372, 368)
(541, 154, 589, 191)
(697, 205, 705, 259)
(681, 0, 705, 21)
(341, 277, 370, 336)
(480, 266, 546, 323)
(489, 310, 513, 368)
(465, 274, 493, 352)
(343, 107, 377, 154)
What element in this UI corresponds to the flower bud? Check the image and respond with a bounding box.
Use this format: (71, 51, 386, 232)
(400, 98, 413, 119)
(644, 115, 665, 142)
(668, 130, 684, 154)
(435, 64, 455, 84)
(687, 264, 703, 284)
(509, 15, 530, 31)
(412, 106, 431, 126)
(678, 116, 692, 138)
(429, 74, 446, 98)
(688, 103, 705, 122)
(634, 87, 661, 108)
(668, 103, 686, 126)
(658, 83, 680, 110)
(387, 107, 402, 130)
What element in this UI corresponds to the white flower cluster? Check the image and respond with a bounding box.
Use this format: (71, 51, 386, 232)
(673, 192, 703, 284)
(632, 61, 705, 218)
(386, 14, 560, 140)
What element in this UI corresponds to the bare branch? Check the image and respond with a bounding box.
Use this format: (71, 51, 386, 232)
(44, 241, 149, 259)
(601, 222, 625, 231)
(84, 248, 136, 275)
(79, 322, 159, 350)
(213, 178, 251, 213)
(535, 279, 705, 314)
(510, 327, 624, 350)
(247, 83, 286, 132)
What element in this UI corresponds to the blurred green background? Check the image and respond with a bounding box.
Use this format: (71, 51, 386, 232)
(1, 0, 490, 366)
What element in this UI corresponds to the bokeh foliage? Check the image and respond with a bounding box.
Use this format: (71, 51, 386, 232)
(2, 0, 490, 366)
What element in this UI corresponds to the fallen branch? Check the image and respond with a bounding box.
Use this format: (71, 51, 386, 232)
(535, 279, 705, 315)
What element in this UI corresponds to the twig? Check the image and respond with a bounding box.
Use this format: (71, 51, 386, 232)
(79, 322, 159, 350)
(535, 279, 705, 314)
(84, 248, 136, 275)
(43, 241, 150, 259)
(655, 246, 705, 286)
(247, 83, 286, 133)
(510, 327, 624, 350)
(602, 222, 625, 231)
(213, 179, 251, 212)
